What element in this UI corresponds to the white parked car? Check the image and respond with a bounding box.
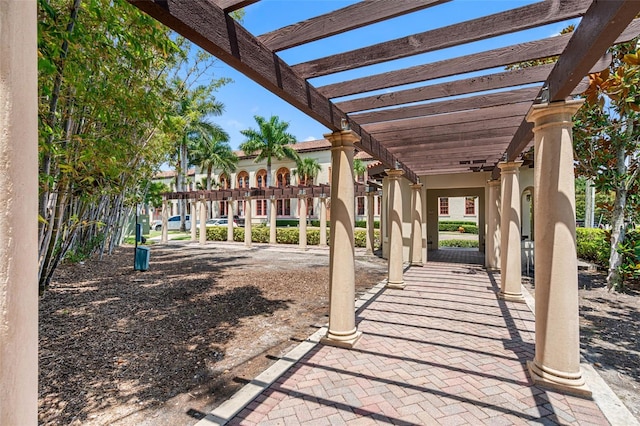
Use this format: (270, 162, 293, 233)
(206, 218, 238, 228)
(154, 215, 191, 231)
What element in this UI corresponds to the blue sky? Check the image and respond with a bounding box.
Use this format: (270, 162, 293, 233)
(209, 0, 577, 150)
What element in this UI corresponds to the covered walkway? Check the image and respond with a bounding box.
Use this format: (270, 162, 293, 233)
(198, 254, 627, 425)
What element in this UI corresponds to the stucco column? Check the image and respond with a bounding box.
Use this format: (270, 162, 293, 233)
(381, 181, 390, 259)
(190, 200, 197, 241)
(526, 100, 590, 396)
(161, 198, 169, 243)
(319, 196, 328, 246)
(244, 197, 252, 247)
(486, 179, 501, 270)
(387, 169, 405, 289)
(410, 183, 424, 266)
(0, 2, 38, 423)
(298, 194, 308, 250)
(269, 196, 277, 244)
(365, 192, 375, 255)
(320, 130, 361, 348)
(498, 161, 524, 302)
(227, 199, 234, 242)
(199, 199, 207, 245)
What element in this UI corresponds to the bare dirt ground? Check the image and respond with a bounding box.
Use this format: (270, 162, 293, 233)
(39, 243, 639, 424)
(38, 242, 388, 425)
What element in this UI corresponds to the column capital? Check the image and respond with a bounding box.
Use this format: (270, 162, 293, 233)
(410, 183, 423, 190)
(487, 179, 501, 188)
(526, 99, 585, 130)
(324, 130, 360, 149)
(386, 168, 404, 179)
(498, 160, 523, 174)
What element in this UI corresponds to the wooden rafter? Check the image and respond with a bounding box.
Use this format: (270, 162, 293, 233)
(364, 103, 531, 135)
(338, 64, 555, 114)
(293, 0, 588, 79)
(351, 87, 540, 125)
(495, 8, 640, 179)
(128, 0, 418, 182)
(257, 0, 448, 52)
(211, 0, 260, 13)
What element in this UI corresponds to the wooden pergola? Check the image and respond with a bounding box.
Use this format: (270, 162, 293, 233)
(128, 0, 640, 181)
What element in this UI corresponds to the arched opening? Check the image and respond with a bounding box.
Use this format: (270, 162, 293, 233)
(276, 167, 291, 217)
(255, 169, 267, 217)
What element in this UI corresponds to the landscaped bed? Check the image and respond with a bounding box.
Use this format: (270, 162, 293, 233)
(38, 243, 640, 424)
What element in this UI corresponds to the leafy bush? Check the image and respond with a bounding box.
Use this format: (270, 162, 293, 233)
(439, 239, 479, 248)
(438, 221, 479, 234)
(616, 230, 640, 283)
(355, 220, 380, 229)
(206, 225, 379, 248)
(576, 228, 609, 266)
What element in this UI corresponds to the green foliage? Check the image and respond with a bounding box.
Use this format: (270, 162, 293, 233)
(205, 226, 378, 248)
(293, 157, 321, 185)
(145, 181, 170, 208)
(438, 221, 478, 234)
(616, 230, 640, 285)
(354, 220, 380, 229)
(439, 240, 479, 248)
(576, 228, 610, 266)
(64, 233, 106, 263)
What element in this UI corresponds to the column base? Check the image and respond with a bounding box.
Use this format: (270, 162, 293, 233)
(527, 360, 592, 398)
(498, 291, 526, 303)
(320, 330, 362, 349)
(386, 281, 406, 290)
(410, 261, 423, 267)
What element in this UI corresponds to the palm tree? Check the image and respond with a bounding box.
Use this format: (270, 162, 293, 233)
(353, 158, 367, 182)
(189, 125, 236, 191)
(190, 127, 237, 218)
(169, 81, 225, 230)
(293, 157, 321, 185)
(240, 115, 299, 221)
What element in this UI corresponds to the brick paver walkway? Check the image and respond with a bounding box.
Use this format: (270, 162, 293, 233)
(225, 253, 610, 425)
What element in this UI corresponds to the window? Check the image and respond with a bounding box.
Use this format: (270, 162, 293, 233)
(237, 171, 249, 189)
(357, 197, 365, 216)
(219, 173, 229, 189)
(439, 197, 449, 215)
(465, 197, 476, 215)
(255, 169, 267, 216)
(220, 200, 228, 217)
(277, 199, 291, 216)
(276, 167, 290, 187)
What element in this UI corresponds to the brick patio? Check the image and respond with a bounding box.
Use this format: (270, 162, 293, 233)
(209, 250, 613, 425)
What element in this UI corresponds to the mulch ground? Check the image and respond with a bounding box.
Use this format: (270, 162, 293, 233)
(38, 243, 389, 425)
(38, 244, 639, 424)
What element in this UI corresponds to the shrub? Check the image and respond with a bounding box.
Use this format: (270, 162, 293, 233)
(616, 230, 640, 283)
(439, 239, 479, 248)
(438, 221, 478, 234)
(576, 227, 609, 266)
(355, 220, 380, 229)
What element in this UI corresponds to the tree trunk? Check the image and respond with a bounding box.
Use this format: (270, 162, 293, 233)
(606, 142, 629, 290)
(266, 159, 272, 223)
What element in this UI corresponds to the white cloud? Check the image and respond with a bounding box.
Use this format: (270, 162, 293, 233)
(304, 136, 317, 142)
(225, 119, 244, 130)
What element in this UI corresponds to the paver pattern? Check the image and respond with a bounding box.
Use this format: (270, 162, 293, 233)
(230, 252, 609, 425)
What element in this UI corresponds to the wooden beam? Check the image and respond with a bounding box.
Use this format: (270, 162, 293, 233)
(549, 1, 640, 101)
(389, 139, 511, 155)
(128, 0, 417, 182)
(294, 0, 588, 78)
(496, 12, 640, 179)
(337, 64, 555, 113)
(351, 87, 540, 124)
(212, 0, 259, 13)
(319, 32, 574, 99)
(258, 0, 448, 52)
(364, 103, 530, 134)
(371, 119, 521, 142)
(382, 128, 519, 147)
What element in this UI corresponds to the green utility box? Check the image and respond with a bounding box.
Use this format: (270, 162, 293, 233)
(135, 246, 150, 271)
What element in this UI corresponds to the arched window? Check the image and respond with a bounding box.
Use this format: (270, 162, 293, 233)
(276, 167, 290, 187)
(219, 173, 229, 190)
(255, 169, 267, 216)
(256, 169, 267, 188)
(237, 171, 249, 189)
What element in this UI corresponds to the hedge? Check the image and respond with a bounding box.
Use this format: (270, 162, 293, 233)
(204, 226, 380, 248)
(438, 221, 479, 234)
(575, 227, 609, 266)
(439, 239, 479, 248)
